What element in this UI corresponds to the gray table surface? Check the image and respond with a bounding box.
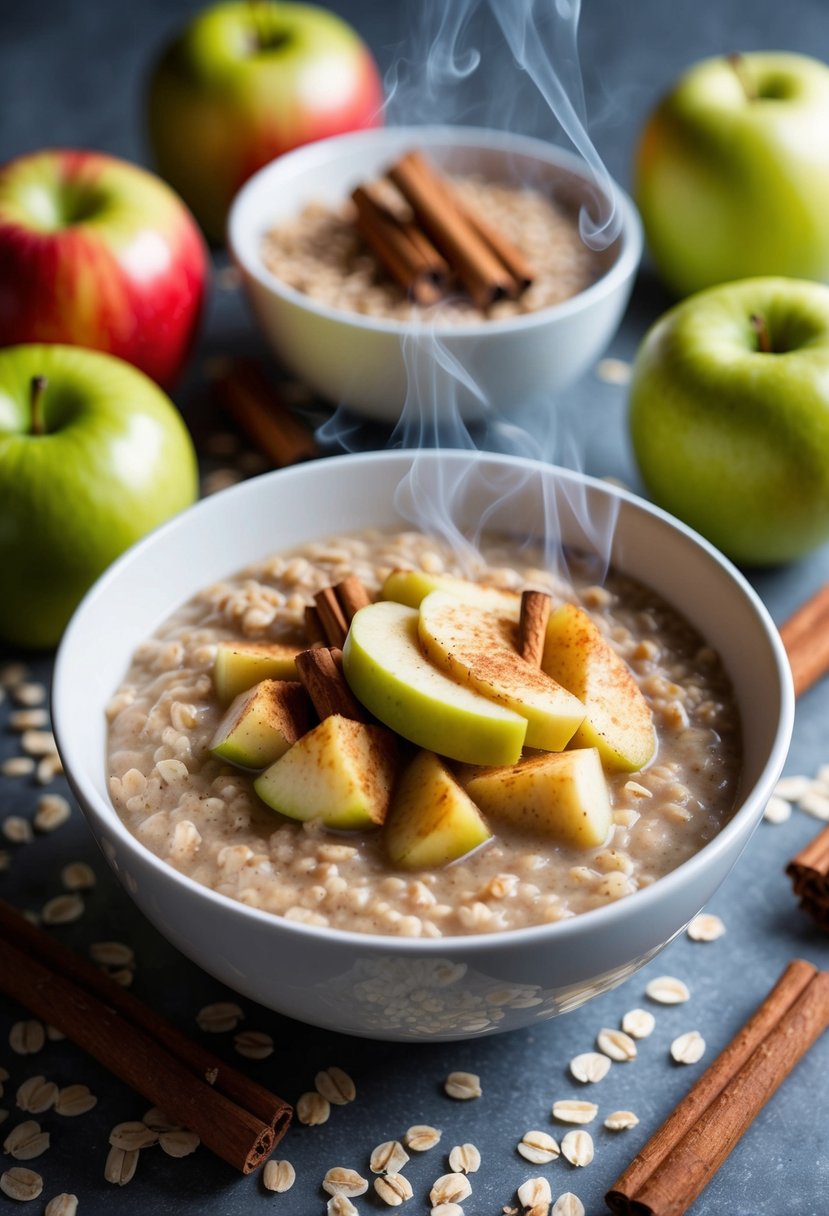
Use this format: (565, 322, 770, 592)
(2, 1, 829, 1213)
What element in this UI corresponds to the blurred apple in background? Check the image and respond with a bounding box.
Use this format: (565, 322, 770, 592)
(0, 150, 208, 388)
(635, 52, 829, 297)
(0, 344, 198, 649)
(628, 277, 829, 566)
(146, 0, 384, 243)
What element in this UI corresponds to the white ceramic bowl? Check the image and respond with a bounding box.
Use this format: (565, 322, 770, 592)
(53, 451, 793, 1041)
(227, 126, 642, 422)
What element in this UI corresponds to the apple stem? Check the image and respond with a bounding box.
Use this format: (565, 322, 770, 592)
(726, 52, 758, 102)
(247, 0, 269, 51)
(750, 313, 772, 354)
(29, 375, 48, 436)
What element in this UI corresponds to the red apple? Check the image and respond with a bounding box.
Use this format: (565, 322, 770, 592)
(0, 149, 209, 388)
(146, 0, 384, 243)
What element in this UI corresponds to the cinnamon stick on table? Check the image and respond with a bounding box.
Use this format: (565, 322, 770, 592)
(210, 357, 320, 468)
(606, 959, 829, 1216)
(779, 580, 829, 697)
(0, 898, 291, 1174)
(786, 824, 829, 928)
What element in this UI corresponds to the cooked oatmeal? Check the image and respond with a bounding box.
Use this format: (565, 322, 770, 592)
(106, 530, 741, 938)
(260, 175, 605, 323)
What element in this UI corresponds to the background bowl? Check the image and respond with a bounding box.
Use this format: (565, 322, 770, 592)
(227, 126, 642, 422)
(53, 450, 793, 1041)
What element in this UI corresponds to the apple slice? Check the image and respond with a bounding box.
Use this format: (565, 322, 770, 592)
(463, 747, 612, 848)
(381, 569, 522, 618)
(213, 640, 301, 704)
(209, 679, 312, 770)
(341, 600, 527, 766)
(254, 713, 397, 829)
(385, 750, 492, 870)
(417, 591, 585, 752)
(541, 603, 656, 772)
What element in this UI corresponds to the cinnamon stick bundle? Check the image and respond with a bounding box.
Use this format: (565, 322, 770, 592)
(351, 184, 449, 305)
(0, 899, 291, 1173)
(786, 825, 829, 929)
(606, 959, 829, 1216)
(210, 356, 320, 468)
(779, 581, 829, 697)
(295, 646, 368, 722)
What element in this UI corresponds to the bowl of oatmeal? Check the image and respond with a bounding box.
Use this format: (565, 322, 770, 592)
(52, 450, 792, 1040)
(227, 126, 642, 422)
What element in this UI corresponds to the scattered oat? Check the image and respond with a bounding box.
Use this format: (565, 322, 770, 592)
(16, 1076, 58, 1114)
(196, 1001, 244, 1033)
(109, 1121, 159, 1151)
(1, 1165, 44, 1201)
(35, 755, 63, 785)
(645, 976, 690, 1005)
(604, 1110, 640, 1131)
(374, 1172, 414, 1205)
(13, 682, 46, 707)
(799, 789, 829, 820)
(296, 1091, 330, 1125)
(0, 662, 29, 688)
(262, 1159, 295, 1192)
(54, 1085, 97, 1117)
(33, 794, 71, 833)
(20, 730, 57, 758)
(322, 1167, 368, 1197)
(8, 709, 48, 731)
(315, 1066, 356, 1105)
(201, 468, 243, 496)
(551, 1100, 597, 1125)
(596, 1028, 637, 1062)
(9, 1021, 45, 1055)
(596, 357, 632, 385)
(517, 1176, 552, 1211)
(561, 1130, 593, 1167)
(552, 1194, 585, 1216)
(89, 941, 135, 969)
(61, 862, 96, 890)
(430, 1172, 472, 1206)
(621, 1008, 656, 1039)
(671, 1030, 706, 1065)
(687, 913, 725, 942)
(234, 1030, 274, 1060)
(405, 1124, 442, 1151)
(569, 1052, 610, 1083)
(45, 1027, 65, 1043)
(370, 1139, 410, 1174)
(142, 1107, 181, 1133)
(430, 1205, 464, 1216)
(41, 894, 84, 925)
(1, 758, 35, 778)
(104, 1145, 139, 1185)
(3, 1120, 50, 1161)
(763, 795, 792, 824)
(517, 1130, 560, 1164)
(444, 1071, 481, 1100)
(773, 775, 812, 801)
(448, 1142, 481, 1173)
(44, 1195, 79, 1216)
(159, 1128, 200, 1158)
(2, 816, 32, 844)
(327, 1197, 358, 1216)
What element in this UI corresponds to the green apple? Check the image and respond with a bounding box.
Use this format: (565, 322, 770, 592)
(635, 52, 829, 297)
(0, 344, 198, 648)
(213, 640, 301, 704)
(418, 591, 585, 752)
(542, 603, 656, 772)
(253, 713, 397, 828)
(210, 678, 311, 768)
(381, 569, 521, 618)
(385, 750, 492, 871)
(341, 600, 527, 766)
(628, 277, 829, 565)
(463, 747, 612, 849)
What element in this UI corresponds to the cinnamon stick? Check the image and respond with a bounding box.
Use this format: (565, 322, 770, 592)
(334, 576, 372, 622)
(606, 959, 829, 1215)
(210, 357, 320, 468)
(295, 647, 367, 721)
(779, 581, 829, 697)
(456, 197, 536, 291)
(0, 899, 291, 1173)
(786, 824, 829, 928)
(304, 604, 327, 645)
(389, 150, 520, 308)
(314, 587, 350, 649)
(518, 590, 551, 666)
(352, 184, 448, 305)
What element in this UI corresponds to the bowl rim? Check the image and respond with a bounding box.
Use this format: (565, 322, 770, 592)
(54, 449, 793, 957)
(226, 123, 643, 339)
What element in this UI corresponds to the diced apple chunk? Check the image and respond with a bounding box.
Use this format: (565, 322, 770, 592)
(463, 747, 612, 848)
(541, 603, 656, 772)
(253, 714, 397, 829)
(209, 679, 311, 770)
(385, 750, 492, 870)
(382, 569, 522, 618)
(418, 590, 585, 751)
(212, 640, 301, 704)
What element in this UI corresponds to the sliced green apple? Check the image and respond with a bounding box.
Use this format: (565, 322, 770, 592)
(253, 713, 397, 829)
(212, 640, 301, 704)
(381, 569, 522, 619)
(385, 750, 492, 870)
(417, 590, 585, 752)
(541, 603, 656, 772)
(463, 747, 612, 848)
(209, 679, 312, 770)
(341, 600, 527, 766)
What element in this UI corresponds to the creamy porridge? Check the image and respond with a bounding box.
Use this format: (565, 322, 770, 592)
(106, 530, 740, 938)
(260, 175, 605, 323)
